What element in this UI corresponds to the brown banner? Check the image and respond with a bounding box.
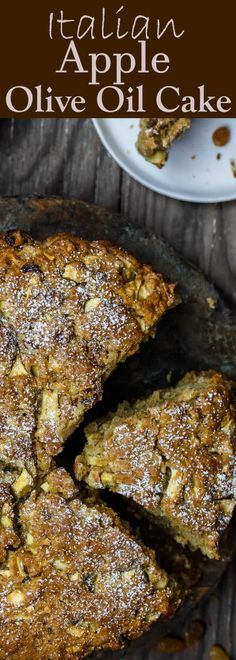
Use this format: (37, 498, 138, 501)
(0, 0, 235, 117)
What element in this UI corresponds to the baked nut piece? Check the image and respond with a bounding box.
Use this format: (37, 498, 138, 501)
(76, 371, 236, 559)
(0, 469, 174, 660)
(0, 229, 175, 484)
(137, 119, 191, 168)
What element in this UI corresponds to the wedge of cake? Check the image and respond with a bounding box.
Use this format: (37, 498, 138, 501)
(0, 230, 175, 493)
(137, 118, 191, 167)
(0, 469, 175, 659)
(76, 371, 236, 559)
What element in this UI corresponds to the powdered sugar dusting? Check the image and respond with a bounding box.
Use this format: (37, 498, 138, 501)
(81, 370, 236, 559)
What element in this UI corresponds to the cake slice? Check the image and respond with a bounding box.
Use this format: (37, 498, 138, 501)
(137, 118, 191, 168)
(0, 469, 175, 659)
(76, 371, 236, 559)
(0, 230, 175, 488)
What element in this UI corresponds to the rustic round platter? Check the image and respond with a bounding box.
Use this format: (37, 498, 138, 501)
(0, 196, 235, 659)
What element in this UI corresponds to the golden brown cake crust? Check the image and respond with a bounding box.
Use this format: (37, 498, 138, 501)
(0, 229, 175, 486)
(77, 371, 236, 559)
(0, 230, 176, 657)
(0, 469, 172, 660)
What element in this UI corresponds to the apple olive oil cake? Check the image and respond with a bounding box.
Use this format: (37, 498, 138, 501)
(137, 118, 191, 167)
(0, 229, 175, 483)
(0, 469, 176, 660)
(0, 229, 177, 658)
(76, 371, 236, 559)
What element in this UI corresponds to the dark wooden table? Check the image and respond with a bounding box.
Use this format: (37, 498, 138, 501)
(0, 118, 235, 660)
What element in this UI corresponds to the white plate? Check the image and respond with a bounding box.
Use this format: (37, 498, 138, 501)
(93, 118, 236, 203)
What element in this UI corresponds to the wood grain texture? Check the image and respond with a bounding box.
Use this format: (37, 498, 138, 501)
(0, 118, 235, 660)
